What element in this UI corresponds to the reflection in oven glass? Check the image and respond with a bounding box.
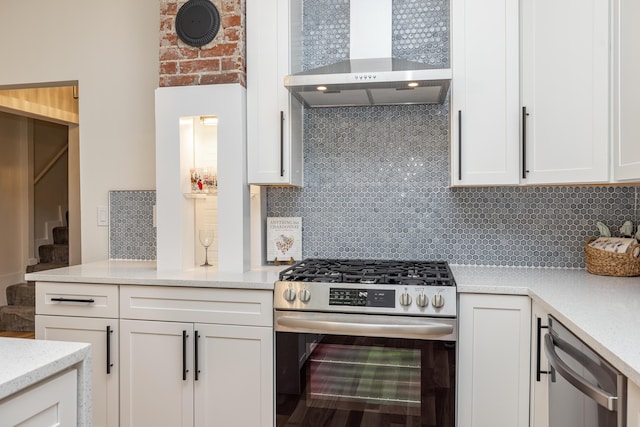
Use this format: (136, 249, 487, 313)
(308, 344, 422, 414)
(276, 334, 455, 427)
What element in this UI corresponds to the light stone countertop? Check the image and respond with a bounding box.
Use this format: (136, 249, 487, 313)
(0, 337, 91, 423)
(25, 260, 286, 290)
(25, 261, 640, 386)
(451, 265, 640, 386)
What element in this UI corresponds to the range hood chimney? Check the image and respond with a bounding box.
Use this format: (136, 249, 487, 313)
(284, 0, 451, 108)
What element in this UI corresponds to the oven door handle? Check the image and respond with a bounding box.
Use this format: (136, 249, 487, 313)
(276, 313, 455, 340)
(544, 333, 618, 411)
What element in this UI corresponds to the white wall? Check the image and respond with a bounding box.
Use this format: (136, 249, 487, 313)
(0, 0, 160, 262)
(0, 113, 29, 304)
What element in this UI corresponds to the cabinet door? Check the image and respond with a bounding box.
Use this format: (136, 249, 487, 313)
(613, 0, 640, 181)
(530, 302, 550, 427)
(247, 0, 303, 186)
(194, 323, 273, 427)
(0, 369, 77, 427)
(35, 315, 119, 427)
(521, 0, 609, 184)
(458, 294, 531, 427)
(120, 320, 194, 427)
(450, 0, 520, 186)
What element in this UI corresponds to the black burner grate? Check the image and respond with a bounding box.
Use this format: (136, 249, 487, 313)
(279, 259, 456, 286)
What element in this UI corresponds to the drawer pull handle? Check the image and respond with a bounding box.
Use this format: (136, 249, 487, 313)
(51, 297, 95, 304)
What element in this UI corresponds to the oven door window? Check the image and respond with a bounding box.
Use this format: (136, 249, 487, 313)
(276, 333, 455, 427)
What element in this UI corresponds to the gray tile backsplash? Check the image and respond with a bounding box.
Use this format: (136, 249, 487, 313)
(109, 190, 156, 260)
(266, 0, 639, 268)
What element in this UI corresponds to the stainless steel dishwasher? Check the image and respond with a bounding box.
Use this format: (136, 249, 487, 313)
(545, 315, 627, 427)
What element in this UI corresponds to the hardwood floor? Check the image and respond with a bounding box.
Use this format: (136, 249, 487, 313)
(0, 330, 35, 339)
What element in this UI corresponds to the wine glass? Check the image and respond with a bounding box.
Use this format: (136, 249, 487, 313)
(198, 229, 215, 267)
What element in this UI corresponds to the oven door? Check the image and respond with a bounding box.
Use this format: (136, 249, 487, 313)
(275, 311, 456, 427)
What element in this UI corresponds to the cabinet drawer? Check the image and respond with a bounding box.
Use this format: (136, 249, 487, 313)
(36, 282, 119, 318)
(120, 286, 273, 327)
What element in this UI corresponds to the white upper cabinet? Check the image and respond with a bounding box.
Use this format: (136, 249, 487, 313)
(452, 0, 614, 186)
(247, 0, 303, 186)
(521, 0, 610, 185)
(450, 0, 521, 186)
(613, 0, 640, 182)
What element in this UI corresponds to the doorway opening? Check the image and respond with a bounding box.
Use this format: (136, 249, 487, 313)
(0, 81, 80, 333)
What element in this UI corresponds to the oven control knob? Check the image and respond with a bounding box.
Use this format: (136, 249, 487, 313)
(432, 293, 445, 309)
(399, 292, 412, 307)
(298, 288, 311, 303)
(283, 287, 297, 302)
(416, 293, 429, 308)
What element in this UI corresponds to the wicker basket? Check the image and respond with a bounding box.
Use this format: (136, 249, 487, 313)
(584, 237, 640, 277)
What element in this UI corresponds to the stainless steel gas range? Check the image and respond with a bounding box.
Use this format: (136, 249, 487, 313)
(274, 259, 457, 427)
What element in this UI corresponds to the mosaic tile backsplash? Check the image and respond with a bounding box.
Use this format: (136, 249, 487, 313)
(266, 0, 639, 268)
(109, 191, 156, 260)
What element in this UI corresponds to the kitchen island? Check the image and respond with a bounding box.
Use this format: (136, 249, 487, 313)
(0, 337, 91, 425)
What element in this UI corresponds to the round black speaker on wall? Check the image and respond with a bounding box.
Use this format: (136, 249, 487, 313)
(175, 0, 221, 47)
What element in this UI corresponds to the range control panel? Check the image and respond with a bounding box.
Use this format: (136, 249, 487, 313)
(274, 281, 457, 317)
(329, 288, 395, 308)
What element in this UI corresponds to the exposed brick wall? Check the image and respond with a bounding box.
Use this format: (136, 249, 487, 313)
(159, 0, 245, 87)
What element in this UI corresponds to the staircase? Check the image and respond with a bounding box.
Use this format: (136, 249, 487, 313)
(0, 226, 69, 332)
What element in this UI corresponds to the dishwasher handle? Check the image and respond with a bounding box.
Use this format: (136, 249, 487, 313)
(544, 333, 618, 411)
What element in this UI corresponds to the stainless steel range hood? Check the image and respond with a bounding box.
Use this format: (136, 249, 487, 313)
(284, 0, 451, 108)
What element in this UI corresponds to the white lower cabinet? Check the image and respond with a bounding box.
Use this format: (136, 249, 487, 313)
(529, 301, 549, 427)
(36, 282, 274, 427)
(120, 320, 273, 427)
(35, 282, 119, 427)
(458, 293, 531, 427)
(120, 285, 274, 427)
(36, 316, 119, 427)
(120, 320, 193, 427)
(0, 369, 77, 427)
(629, 380, 640, 427)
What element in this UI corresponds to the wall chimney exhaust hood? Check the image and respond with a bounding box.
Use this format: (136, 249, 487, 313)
(284, 0, 451, 108)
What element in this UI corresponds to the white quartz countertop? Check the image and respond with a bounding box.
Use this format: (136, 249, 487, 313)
(0, 338, 91, 400)
(25, 260, 286, 290)
(25, 261, 640, 386)
(451, 265, 640, 386)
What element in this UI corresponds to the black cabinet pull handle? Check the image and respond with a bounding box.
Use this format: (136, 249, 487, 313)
(106, 326, 114, 374)
(51, 297, 95, 304)
(458, 110, 462, 181)
(182, 330, 189, 381)
(522, 106, 530, 179)
(536, 317, 550, 381)
(194, 331, 200, 381)
(280, 111, 285, 177)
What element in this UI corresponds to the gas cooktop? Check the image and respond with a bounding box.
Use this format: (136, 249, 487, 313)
(275, 259, 457, 317)
(278, 258, 456, 287)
